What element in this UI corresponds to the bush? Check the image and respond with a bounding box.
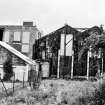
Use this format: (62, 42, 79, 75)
(3, 54, 13, 81)
(77, 79, 105, 105)
(91, 81, 105, 105)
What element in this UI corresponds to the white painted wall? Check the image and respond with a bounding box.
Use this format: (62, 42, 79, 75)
(0, 65, 29, 81)
(13, 66, 28, 81)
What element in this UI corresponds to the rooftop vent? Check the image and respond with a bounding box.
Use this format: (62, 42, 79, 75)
(23, 21, 33, 26)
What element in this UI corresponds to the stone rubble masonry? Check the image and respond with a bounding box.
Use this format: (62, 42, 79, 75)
(0, 25, 41, 65)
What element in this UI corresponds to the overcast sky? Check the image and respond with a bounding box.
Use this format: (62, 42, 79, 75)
(0, 0, 105, 35)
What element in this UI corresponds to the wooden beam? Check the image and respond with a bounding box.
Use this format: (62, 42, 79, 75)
(64, 33, 66, 57)
(66, 38, 73, 46)
(57, 50, 60, 78)
(102, 49, 104, 75)
(87, 51, 89, 80)
(71, 51, 74, 79)
(63, 32, 66, 78)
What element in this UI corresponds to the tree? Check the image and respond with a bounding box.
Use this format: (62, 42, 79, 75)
(78, 32, 105, 78)
(78, 33, 105, 61)
(3, 54, 13, 81)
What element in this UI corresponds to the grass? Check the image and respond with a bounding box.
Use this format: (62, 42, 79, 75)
(0, 82, 22, 90)
(0, 82, 27, 100)
(40, 79, 98, 104)
(76, 78, 105, 105)
(0, 79, 99, 105)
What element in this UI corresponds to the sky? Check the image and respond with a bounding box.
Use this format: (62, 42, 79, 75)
(0, 0, 105, 35)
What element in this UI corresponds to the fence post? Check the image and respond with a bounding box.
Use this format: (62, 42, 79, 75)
(57, 50, 60, 78)
(0, 74, 8, 96)
(87, 51, 89, 80)
(102, 49, 103, 76)
(23, 69, 25, 88)
(13, 73, 15, 93)
(71, 51, 74, 79)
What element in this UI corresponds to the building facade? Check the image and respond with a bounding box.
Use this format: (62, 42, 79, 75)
(33, 25, 79, 78)
(33, 24, 104, 79)
(0, 22, 41, 80)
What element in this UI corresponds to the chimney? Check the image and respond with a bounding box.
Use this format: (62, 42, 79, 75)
(23, 21, 33, 26)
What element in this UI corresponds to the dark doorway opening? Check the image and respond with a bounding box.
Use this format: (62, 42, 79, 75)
(0, 28, 4, 41)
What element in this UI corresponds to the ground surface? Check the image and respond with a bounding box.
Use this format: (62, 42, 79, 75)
(0, 79, 100, 105)
(0, 82, 22, 92)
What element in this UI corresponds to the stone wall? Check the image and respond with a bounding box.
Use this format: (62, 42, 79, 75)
(0, 25, 41, 65)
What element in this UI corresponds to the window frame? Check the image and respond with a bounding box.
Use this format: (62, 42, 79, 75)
(13, 31, 21, 42)
(21, 44, 29, 53)
(22, 31, 30, 44)
(3, 31, 10, 42)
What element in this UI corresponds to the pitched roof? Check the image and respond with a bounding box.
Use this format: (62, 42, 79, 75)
(39, 24, 79, 40)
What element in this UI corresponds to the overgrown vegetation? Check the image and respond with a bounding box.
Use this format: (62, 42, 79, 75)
(78, 33, 105, 61)
(0, 80, 98, 105)
(0, 78, 105, 105)
(3, 54, 13, 81)
(76, 77, 105, 105)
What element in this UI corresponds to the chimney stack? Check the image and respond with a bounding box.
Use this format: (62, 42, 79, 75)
(23, 21, 33, 26)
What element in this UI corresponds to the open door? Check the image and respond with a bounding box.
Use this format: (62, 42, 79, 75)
(0, 28, 4, 41)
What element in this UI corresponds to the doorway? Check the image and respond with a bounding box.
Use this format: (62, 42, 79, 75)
(0, 28, 4, 41)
